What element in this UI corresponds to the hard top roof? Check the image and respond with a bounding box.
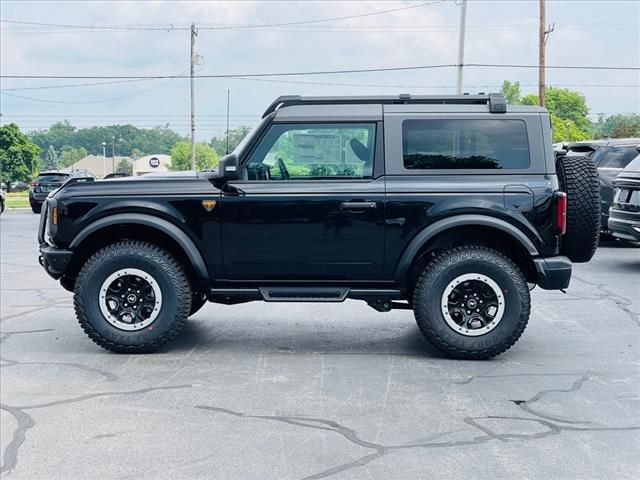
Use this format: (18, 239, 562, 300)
(262, 93, 545, 118)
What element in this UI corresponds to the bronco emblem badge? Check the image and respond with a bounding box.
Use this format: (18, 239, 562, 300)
(202, 200, 217, 211)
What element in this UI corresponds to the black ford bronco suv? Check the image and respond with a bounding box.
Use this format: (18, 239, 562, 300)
(38, 94, 600, 359)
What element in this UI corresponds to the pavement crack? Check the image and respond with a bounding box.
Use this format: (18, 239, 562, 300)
(572, 275, 640, 327)
(195, 390, 638, 480)
(0, 329, 117, 381)
(517, 375, 591, 424)
(0, 384, 194, 475)
(0, 405, 35, 475)
(14, 384, 194, 410)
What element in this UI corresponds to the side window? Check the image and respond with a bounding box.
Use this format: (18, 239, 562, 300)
(244, 123, 375, 180)
(402, 119, 530, 170)
(597, 146, 639, 169)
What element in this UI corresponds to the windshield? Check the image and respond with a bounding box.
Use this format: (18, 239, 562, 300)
(232, 116, 271, 157)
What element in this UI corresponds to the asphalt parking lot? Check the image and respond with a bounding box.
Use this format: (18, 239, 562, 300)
(1, 210, 639, 479)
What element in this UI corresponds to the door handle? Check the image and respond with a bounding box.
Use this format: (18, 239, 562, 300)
(340, 201, 377, 211)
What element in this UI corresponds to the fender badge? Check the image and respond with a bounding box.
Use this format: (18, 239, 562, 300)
(202, 200, 217, 211)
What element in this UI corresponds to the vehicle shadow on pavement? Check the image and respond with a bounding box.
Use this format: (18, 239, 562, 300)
(165, 316, 444, 358)
(598, 238, 640, 249)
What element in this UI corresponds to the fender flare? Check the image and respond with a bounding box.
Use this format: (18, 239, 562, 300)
(394, 214, 539, 280)
(70, 213, 209, 280)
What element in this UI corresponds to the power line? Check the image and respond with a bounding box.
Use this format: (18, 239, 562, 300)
(2, 78, 163, 92)
(2, 63, 638, 82)
(0, 2, 446, 33)
(3, 75, 639, 92)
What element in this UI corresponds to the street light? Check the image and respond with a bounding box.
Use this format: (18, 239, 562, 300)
(102, 142, 107, 178)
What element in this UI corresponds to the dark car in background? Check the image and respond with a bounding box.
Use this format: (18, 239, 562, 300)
(609, 152, 640, 242)
(565, 138, 640, 235)
(29, 170, 95, 214)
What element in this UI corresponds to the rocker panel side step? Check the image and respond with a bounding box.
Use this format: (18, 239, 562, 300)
(259, 287, 349, 302)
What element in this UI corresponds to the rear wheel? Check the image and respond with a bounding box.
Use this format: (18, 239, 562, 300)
(31, 202, 42, 214)
(556, 156, 600, 262)
(413, 246, 530, 360)
(74, 241, 191, 353)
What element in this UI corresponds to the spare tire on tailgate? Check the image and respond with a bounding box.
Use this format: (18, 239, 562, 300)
(556, 156, 600, 263)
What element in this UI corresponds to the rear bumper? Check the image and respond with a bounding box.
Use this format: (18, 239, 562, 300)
(29, 192, 48, 203)
(608, 214, 640, 242)
(39, 245, 73, 279)
(533, 256, 572, 290)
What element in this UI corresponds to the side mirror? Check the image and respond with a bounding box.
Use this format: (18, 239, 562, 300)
(210, 154, 239, 187)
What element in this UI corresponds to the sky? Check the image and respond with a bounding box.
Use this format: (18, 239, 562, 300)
(1, 0, 639, 141)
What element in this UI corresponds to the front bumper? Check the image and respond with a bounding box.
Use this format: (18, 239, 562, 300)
(39, 245, 73, 279)
(533, 256, 572, 290)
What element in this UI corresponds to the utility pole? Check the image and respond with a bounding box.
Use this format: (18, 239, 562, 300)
(190, 22, 197, 170)
(538, 0, 545, 106)
(456, 0, 468, 95)
(111, 135, 115, 173)
(226, 89, 230, 155)
(102, 142, 107, 177)
(538, 0, 555, 107)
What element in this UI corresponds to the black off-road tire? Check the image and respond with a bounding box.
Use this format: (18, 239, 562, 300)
(74, 241, 191, 353)
(556, 156, 600, 263)
(413, 246, 530, 360)
(190, 292, 207, 316)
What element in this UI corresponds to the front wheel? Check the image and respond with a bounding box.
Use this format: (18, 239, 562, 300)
(413, 246, 530, 360)
(74, 241, 191, 353)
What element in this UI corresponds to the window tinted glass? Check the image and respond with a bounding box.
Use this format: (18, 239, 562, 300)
(36, 173, 69, 183)
(624, 154, 640, 172)
(597, 146, 639, 169)
(402, 119, 529, 170)
(245, 123, 375, 180)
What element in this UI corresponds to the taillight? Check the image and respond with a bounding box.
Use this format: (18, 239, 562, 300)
(555, 191, 567, 235)
(31, 181, 39, 187)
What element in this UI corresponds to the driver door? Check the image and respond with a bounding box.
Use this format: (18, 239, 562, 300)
(220, 122, 385, 281)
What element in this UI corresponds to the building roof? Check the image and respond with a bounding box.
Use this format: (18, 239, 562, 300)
(63, 155, 132, 178)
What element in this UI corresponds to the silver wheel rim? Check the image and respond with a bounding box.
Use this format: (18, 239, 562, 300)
(99, 268, 162, 331)
(441, 273, 505, 337)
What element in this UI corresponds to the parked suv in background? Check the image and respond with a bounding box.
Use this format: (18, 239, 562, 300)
(609, 151, 640, 242)
(564, 138, 640, 235)
(38, 94, 600, 359)
(29, 169, 95, 213)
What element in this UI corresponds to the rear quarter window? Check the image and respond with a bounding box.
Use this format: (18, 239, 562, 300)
(36, 174, 70, 183)
(402, 119, 530, 170)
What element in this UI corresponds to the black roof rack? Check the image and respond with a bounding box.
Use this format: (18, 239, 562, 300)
(262, 93, 507, 118)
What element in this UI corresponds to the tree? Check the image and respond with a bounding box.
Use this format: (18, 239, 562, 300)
(169, 141, 219, 171)
(116, 158, 133, 175)
(503, 82, 592, 142)
(29, 122, 184, 158)
(549, 114, 590, 143)
(59, 146, 88, 168)
(593, 114, 640, 139)
(43, 145, 58, 171)
(130, 148, 144, 160)
(0, 124, 41, 192)
(210, 126, 251, 156)
(500, 80, 522, 104)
